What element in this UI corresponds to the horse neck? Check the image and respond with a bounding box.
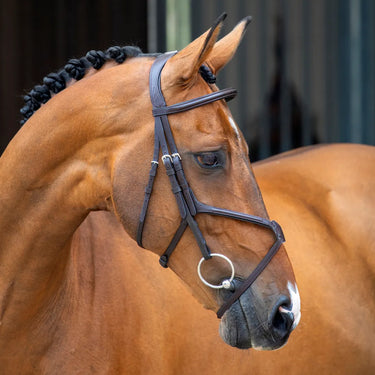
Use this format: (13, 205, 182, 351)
(0, 59, 151, 321)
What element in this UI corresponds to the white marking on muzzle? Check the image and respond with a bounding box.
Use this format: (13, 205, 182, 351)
(279, 281, 301, 330)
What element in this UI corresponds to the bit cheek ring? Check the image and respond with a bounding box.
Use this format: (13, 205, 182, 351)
(197, 253, 235, 289)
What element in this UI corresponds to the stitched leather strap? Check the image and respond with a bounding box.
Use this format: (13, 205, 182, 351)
(137, 52, 237, 255)
(137, 52, 285, 319)
(152, 88, 237, 117)
(216, 222, 284, 318)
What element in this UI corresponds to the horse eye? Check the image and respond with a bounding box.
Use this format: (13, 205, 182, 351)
(194, 152, 224, 169)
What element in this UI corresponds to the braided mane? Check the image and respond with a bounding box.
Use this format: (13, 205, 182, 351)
(20, 46, 143, 125)
(20, 46, 217, 125)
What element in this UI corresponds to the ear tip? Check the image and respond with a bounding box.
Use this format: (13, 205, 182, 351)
(218, 12, 228, 22)
(212, 12, 227, 29)
(242, 16, 253, 28)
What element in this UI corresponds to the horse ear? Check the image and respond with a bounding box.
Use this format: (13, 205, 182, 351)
(206, 16, 251, 75)
(165, 13, 227, 84)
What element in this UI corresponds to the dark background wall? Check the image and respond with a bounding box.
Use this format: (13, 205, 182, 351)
(189, 0, 375, 160)
(1, 0, 374, 160)
(0, 0, 147, 153)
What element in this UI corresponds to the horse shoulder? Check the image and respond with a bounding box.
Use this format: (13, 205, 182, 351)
(31, 211, 221, 374)
(253, 144, 375, 372)
(254, 143, 375, 259)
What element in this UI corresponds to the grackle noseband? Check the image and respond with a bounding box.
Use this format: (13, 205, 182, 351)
(136, 52, 285, 319)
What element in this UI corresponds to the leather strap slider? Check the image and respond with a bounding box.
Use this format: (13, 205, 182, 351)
(159, 255, 169, 268)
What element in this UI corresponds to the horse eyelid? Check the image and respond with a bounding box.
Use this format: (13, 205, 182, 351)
(193, 151, 226, 169)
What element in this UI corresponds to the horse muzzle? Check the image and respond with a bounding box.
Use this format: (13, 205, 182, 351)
(218, 279, 300, 350)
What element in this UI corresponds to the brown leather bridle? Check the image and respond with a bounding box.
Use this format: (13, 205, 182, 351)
(137, 52, 285, 319)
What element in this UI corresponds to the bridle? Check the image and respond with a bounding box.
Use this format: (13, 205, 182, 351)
(137, 52, 285, 319)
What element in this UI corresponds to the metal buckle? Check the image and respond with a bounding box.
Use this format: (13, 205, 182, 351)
(162, 153, 181, 165)
(161, 154, 173, 164)
(171, 153, 181, 160)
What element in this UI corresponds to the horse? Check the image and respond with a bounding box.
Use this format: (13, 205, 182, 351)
(0, 12, 374, 373)
(0, 14, 300, 373)
(67, 143, 374, 375)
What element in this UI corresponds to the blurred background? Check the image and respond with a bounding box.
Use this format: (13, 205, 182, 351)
(1, 0, 374, 160)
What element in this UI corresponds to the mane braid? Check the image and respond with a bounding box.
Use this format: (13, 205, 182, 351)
(19, 46, 143, 125)
(199, 65, 216, 84)
(19, 46, 216, 126)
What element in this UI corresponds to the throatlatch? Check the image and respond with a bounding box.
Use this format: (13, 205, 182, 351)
(137, 52, 285, 319)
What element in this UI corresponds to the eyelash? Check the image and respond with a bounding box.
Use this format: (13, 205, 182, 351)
(194, 151, 225, 169)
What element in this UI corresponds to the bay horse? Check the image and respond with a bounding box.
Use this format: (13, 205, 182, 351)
(71, 145, 375, 374)
(0, 15, 300, 373)
(95, 143, 374, 375)
(0, 14, 374, 375)
(67, 143, 374, 375)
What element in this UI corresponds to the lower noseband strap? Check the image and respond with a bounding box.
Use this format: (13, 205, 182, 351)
(216, 227, 284, 318)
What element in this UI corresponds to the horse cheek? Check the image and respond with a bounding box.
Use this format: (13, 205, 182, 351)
(111, 153, 145, 240)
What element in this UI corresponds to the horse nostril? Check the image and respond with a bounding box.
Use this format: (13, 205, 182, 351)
(270, 297, 294, 340)
(272, 310, 294, 337)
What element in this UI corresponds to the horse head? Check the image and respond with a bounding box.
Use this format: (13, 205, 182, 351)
(110, 15, 301, 350)
(12, 13, 300, 351)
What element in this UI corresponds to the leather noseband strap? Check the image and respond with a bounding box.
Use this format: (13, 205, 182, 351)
(137, 52, 285, 319)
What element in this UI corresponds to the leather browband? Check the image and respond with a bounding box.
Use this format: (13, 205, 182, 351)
(152, 88, 237, 117)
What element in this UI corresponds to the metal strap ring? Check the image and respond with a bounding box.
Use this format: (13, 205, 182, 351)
(197, 253, 235, 289)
